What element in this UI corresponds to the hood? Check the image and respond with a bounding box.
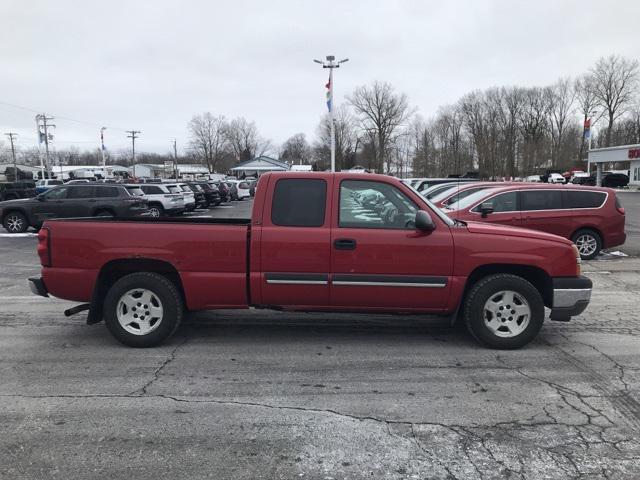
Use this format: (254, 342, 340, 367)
(0, 197, 37, 207)
(464, 220, 573, 245)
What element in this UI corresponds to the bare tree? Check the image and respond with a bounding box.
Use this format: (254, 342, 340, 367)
(546, 78, 576, 167)
(187, 113, 227, 173)
(280, 133, 311, 165)
(225, 117, 272, 162)
(314, 105, 357, 170)
(348, 81, 413, 173)
(590, 55, 639, 146)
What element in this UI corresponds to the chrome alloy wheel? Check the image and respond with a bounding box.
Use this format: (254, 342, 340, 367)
(116, 288, 164, 335)
(5, 214, 25, 233)
(575, 234, 598, 257)
(483, 290, 531, 338)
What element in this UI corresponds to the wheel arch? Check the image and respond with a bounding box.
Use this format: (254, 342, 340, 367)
(88, 257, 186, 324)
(570, 225, 603, 243)
(461, 263, 553, 314)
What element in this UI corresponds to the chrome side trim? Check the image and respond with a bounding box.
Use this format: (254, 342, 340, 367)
(332, 281, 446, 288)
(266, 280, 328, 285)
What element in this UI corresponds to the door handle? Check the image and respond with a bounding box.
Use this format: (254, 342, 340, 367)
(334, 238, 356, 250)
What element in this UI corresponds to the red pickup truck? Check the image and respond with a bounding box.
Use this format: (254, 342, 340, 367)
(29, 172, 591, 349)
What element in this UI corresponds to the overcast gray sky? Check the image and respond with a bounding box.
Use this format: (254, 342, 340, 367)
(1, 0, 639, 156)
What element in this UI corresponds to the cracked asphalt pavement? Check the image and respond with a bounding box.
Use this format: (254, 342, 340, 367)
(2, 217, 640, 478)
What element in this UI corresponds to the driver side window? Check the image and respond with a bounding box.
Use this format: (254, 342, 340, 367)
(43, 186, 68, 200)
(339, 180, 418, 229)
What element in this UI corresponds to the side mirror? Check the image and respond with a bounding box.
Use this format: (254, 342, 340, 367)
(36, 195, 45, 202)
(480, 202, 494, 218)
(415, 210, 436, 232)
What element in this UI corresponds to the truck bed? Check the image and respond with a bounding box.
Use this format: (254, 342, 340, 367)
(41, 218, 251, 309)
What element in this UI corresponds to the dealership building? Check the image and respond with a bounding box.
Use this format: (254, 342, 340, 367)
(588, 144, 640, 186)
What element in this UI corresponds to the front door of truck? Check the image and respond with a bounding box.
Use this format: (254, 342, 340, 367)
(330, 179, 453, 311)
(258, 176, 332, 307)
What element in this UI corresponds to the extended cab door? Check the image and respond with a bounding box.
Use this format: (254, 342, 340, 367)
(258, 176, 332, 307)
(330, 178, 454, 311)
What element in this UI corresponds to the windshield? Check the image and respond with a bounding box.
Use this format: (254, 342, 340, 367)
(427, 185, 460, 203)
(405, 184, 455, 226)
(445, 188, 502, 211)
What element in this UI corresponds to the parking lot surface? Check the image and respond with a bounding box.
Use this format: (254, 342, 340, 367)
(2, 199, 640, 479)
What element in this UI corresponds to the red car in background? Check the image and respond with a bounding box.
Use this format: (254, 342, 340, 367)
(443, 184, 626, 260)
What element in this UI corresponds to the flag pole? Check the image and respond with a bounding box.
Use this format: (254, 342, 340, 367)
(100, 127, 107, 180)
(329, 68, 335, 173)
(314, 56, 348, 172)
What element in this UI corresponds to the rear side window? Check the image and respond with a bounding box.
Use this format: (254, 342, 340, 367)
(271, 179, 327, 227)
(95, 187, 120, 198)
(167, 186, 181, 194)
(521, 190, 562, 211)
(67, 186, 95, 199)
(564, 191, 606, 209)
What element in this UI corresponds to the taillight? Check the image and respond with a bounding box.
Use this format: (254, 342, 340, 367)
(572, 244, 581, 276)
(37, 227, 51, 267)
(615, 196, 625, 215)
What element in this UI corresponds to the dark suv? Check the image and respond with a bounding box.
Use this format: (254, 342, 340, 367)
(0, 181, 37, 201)
(0, 184, 149, 233)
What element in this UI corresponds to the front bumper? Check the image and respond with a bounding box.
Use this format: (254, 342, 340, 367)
(549, 276, 592, 321)
(28, 276, 49, 297)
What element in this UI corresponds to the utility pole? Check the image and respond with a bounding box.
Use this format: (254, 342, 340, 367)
(126, 130, 140, 178)
(4, 133, 18, 181)
(173, 139, 179, 179)
(314, 55, 349, 172)
(36, 114, 55, 179)
(100, 127, 107, 180)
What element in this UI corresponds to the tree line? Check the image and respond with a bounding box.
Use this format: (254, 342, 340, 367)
(2, 54, 638, 179)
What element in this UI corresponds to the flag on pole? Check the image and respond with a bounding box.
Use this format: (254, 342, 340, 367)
(325, 70, 332, 112)
(583, 118, 591, 139)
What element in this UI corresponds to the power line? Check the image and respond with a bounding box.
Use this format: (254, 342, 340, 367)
(4, 132, 18, 179)
(126, 130, 141, 176)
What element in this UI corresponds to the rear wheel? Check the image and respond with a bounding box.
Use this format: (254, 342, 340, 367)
(464, 274, 544, 349)
(571, 229, 601, 260)
(104, 272, 183, 347)
(3, 211, 28, 233)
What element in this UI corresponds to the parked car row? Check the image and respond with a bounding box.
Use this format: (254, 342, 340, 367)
(0, 178, 255, 233)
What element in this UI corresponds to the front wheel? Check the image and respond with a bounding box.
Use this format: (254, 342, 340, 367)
(3, 212, 29, 233)
(464, 274, 544, 349)
(103, 272, 183, 347)
(147, 204, 164, 218)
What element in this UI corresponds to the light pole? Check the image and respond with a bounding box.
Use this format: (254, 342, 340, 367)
(314, 55, 348, 172)
(100, 127, 107, 180)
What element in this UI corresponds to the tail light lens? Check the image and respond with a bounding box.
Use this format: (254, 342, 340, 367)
(572, 244, 581, 276)
(615, 196, 625, 215)
(37, 227, 51, 267)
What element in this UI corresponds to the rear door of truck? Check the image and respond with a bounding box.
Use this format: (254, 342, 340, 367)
(257, 175, 333, 307)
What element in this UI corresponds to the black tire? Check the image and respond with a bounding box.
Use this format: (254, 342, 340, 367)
(571, 229, 602, 260)
(464, 274, 545, 349)
(2, 211, 29, 233)
(148, 203, 164, 218)
(103, 272, 183, 348)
